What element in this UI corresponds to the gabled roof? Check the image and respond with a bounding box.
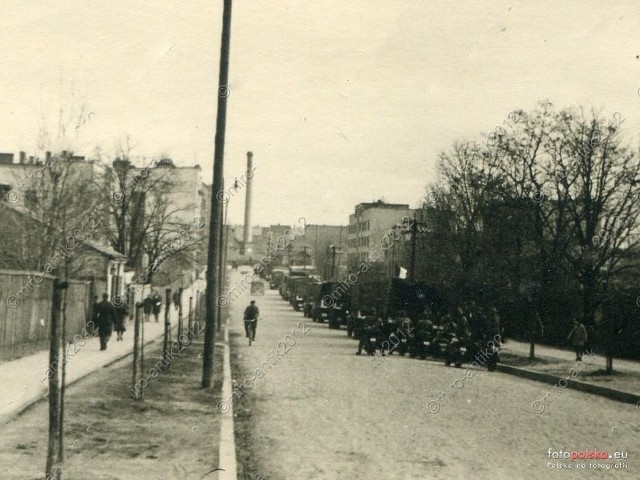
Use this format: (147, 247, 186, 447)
(0, 201, 126, 261)
(84, 240, 128, 260)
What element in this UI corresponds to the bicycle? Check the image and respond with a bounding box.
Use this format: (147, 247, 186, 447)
(245, 318, 257, 346)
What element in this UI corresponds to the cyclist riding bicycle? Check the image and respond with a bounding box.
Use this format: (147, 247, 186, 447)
(243, 300, 260, 341)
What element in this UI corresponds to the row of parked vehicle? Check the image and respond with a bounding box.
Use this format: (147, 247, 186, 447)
(267, 266, 500, 371)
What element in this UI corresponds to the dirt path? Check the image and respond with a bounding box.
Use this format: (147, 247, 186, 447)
(0, 333, 224, 480)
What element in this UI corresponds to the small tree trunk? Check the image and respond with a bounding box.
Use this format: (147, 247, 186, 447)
(46, 279, 68, 480)
(131, 303, 143, 400)
(163, 289, 172, 369)
(58, 288, 68, 463)
(178, 287, 184, 345)
(188, 296, 193, 340)
(606, 354, 613, 375)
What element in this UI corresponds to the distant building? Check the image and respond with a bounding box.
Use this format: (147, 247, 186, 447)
(108, 157, 209, 282)
(347, 200, 414, 267)
(0, 151, 93, 208)
(111, 157, 207, 228)
(0, 152, 209, 286)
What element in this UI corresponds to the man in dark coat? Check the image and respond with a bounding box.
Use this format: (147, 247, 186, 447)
(143, 294, 154, 322)
(172, 291, 181, 311)
(243, 300, 260, 340)
(95, 293, 116, 350)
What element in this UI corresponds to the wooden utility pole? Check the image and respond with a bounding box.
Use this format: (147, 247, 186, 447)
(330, 246, 335, 279)
(286, 242, 293, 265)
(328, 245, 341, 280)
(218, 195, 230, 330)
(202, 0, 233, 388)
(45, 279, 68, 480)
(216, 179, 225, 333)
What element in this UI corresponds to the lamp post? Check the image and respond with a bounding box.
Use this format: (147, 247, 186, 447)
(328, 245, 342, 280)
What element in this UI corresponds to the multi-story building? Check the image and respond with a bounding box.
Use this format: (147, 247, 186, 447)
(347, 200, 414, 267)
(1, 152, 210, 286)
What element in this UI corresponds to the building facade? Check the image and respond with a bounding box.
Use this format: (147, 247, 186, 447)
(347, 201, 414, 267)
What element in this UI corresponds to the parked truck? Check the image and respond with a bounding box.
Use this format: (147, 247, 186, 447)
(310, 282, 334, 323)
(328, 282, 352, 329)
(345, 277, 436, 336)
(269, 268, 288, 290)
(291, 277, 313, 311)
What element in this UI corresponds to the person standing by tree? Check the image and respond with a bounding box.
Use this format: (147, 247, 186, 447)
(95, 293, 116, 350)
(567, 318, 588, 361)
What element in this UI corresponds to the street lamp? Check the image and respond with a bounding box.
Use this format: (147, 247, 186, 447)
(327, 245, 342, 280)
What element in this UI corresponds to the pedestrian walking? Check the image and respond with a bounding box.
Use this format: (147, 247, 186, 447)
(143, 294, 153, 323)
(151, 290, 162, 322)
(172, 290, 180, 311)
(114, 302, 128, 341)
(567, 318, 588, 361)
(89, 295, 99, 335)
(95, 293, 116, 350)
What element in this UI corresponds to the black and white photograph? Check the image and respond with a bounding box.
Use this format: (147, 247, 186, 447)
(1, 1, 639, 479)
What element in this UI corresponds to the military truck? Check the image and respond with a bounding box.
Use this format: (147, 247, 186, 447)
(291, 277, 313, 311)
(310, 281, 334, 323)
(269, 268, 288, 290)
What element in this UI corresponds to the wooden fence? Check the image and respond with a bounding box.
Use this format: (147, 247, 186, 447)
(0, 270, 91, 362)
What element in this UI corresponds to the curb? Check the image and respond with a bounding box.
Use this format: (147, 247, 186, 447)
(1, 327, 168, 428)
(217, 322, 238, 480)
(496, 363, 640, 407)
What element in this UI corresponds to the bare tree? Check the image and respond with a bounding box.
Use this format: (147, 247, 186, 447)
(549, 109, 640, 372)
(142, 184, 204, 284)
(98, 149, 204, 284)
(426, 102, 640, 370)
(425, 141, 505, 295)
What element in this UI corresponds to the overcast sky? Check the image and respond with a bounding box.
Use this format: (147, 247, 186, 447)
(1, 1, 640, 226)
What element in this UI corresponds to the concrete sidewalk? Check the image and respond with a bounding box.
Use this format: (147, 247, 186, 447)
(496, 338, 640, 407)
(501, 339, 640, 372)
(0, 280, 204, 427)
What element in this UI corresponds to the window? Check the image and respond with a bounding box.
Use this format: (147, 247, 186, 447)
(0, 184, 11, 201)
